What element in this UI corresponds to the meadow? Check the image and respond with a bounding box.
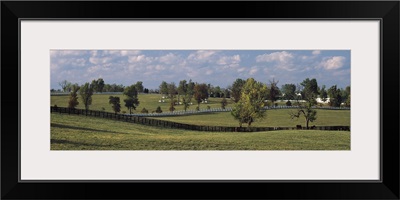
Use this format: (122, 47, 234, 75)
(150, 109, 350, 127)
(51, 93, 235, 113)
(51, 113, 350, 150)
(51, 93, 350, 150)
(51, 93, 350, 127)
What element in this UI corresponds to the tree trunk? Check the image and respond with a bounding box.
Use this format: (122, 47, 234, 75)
(306, 118, 309, 129)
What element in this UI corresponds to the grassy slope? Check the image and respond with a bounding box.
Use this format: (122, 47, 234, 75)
(51, 94, 350, 127)
(51, 113, 350, 150)
(150, 109, 350, 127)
(51, 94, 236, 113)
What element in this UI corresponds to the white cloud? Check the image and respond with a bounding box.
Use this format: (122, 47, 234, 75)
(249, 67, 259, 75)
(256, 51, 297, 71)
(89, 56, 112, 65)
(72, 58, 86, 67)
(159, 53, 180, 64)
(237, 67, 246, 72)
(217, 55, 241, 65)
(103, 50, 141, 57)
(128, 55, 153, 63)
(188, 50, 218, 61)
(87, 65, 100, 73)
(155, 65, 166, 71)
(256, 51, 294, 63)
(320, 56, 346, 70)
(206, 69, 214, 75)
(312, 50, 321, 55)
(301, 56, 309, 60)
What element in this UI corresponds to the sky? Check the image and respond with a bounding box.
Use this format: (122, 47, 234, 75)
(50, 50, 350, 90)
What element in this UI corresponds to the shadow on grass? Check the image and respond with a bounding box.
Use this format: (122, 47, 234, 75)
(50, 139, 111, 147)
(51, 123, 125, 134)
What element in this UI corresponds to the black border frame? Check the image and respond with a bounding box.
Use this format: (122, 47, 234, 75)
(2, 1, 399, 199)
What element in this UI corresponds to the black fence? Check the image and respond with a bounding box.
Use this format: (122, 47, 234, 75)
(50, 106, 350, 132)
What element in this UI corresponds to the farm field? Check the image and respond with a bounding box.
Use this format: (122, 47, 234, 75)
(51, 93, 287, 113)
(150, 109, 350, 127)
(51, 94, 349, 128)
(51, 113, 351, 150)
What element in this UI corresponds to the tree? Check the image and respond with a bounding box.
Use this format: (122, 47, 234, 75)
(319, 85, 328, 102)
(346, 94, 351, 107)
(159, 81, 168, 97)
(213, 86, 222, 98)
(169, 99, 176, 112)
(193, 83, 208, 108)
(290, 78, 319, 129)
(68, 84, 80, 109)
(268, 79, 280, 106)
(177, 80, 188, 103)
(327, 85, 343, 107)
(181, 93, 192, 112)
(187, 79, 195, 96)
(108, 96, 121, 114)
(223, 88, 231, 98)
(290, 100, 317, 129)
(221, 97, 228, 109)
(167, 82, 177, 112)
(135, 81, 144, 93)
(79, 83, 94, 111)
(281, 84, 296, 100)
(155, 106, 163, 113)
(300, 78, 319, 102)
(231, 78, 268, 128)
(91, 79, 99, 92)
(344, 86, 351, 107)
(97, 78, 105, 93)
(207, 84, 213, 98)
(231, 78, 246, 103)
(59, 80, 70, 92)
(342, 86, 351, 107)
(123, 85, 140, 114)
(141, 108, 149, 113)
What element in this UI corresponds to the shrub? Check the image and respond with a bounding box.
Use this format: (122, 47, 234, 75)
(207, 106, 211, 110)
(196, 106, 200, 111)
(102, 107, 105, 111)
(221, 97, 228, 109)
(141, 108, 149, 113)
(155, 106, 163, 113)
(286, 100, 292, 106)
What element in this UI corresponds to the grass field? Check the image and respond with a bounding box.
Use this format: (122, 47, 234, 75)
(51, 113, 350, 150)
(51, 93, 349, 127)
(150, 109, 350, 127)
(51, 93, 237, 113)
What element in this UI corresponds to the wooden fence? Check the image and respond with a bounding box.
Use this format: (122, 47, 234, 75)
(50, 106, 350, 132)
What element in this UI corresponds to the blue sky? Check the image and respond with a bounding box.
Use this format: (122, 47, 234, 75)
(50, 50, 350, 90)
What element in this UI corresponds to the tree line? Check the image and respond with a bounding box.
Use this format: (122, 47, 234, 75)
(63, 78, 141, 115)
(54, 79, 150, 94)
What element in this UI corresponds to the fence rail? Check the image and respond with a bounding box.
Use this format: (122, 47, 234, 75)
(50, 106, 350, 132)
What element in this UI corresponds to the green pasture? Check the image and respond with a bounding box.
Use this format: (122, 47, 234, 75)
(51, 113, 350, 150)
(51, 93, 236, 113)
(150, 109, 350, 127)
(51, 93, 350, 128)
